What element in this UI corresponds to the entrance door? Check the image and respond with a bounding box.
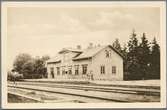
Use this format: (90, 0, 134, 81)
(50, 67, 54, 78)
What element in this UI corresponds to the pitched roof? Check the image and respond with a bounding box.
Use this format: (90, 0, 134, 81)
(59, 48, 82, 54)
(73, 46, 106, 60)
(47, 48, 82, 63)
(47, 45, 123, 63)
(108, 45, 124, 58)
(73, 45, 124, 60)
(46, 54, 61, 63)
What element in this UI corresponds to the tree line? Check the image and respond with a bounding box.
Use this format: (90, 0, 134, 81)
(112, 30, 160, 80)
(10, 54, 50, 79)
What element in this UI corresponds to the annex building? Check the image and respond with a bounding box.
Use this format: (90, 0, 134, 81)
(46, 45, 124, 81)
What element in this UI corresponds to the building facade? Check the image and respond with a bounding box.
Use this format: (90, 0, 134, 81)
(46, 45, 124, 81)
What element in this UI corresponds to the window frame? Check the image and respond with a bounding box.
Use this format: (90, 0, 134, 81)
(100, 65, 105, 74)
(68, 66, 72, 75)
(74, 65, 79, 75)
(62, 66, 66, 75)
(112, 66, 116, 74)
(109, 50, 112, 57)
(105, 50, 109, 58)
(56, 67, 60, 75)
(82, 64, 88, 75)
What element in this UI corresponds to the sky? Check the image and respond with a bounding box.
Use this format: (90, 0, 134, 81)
(7, 6, 160, 69)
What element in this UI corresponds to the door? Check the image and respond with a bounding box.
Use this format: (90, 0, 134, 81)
(50, 67, 54, 78)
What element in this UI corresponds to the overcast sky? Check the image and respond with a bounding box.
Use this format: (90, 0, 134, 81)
(7, 6, 160, 69)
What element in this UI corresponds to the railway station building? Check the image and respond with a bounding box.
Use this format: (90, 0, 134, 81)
(46, 45, 124, 81)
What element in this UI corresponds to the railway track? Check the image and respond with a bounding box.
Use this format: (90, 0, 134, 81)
(8, 81, 160, 102)
(8, 85, 128, 103)
(9, 81, 160, 96)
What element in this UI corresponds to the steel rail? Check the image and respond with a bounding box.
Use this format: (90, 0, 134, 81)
(8, 85, 128, 102)
(13, 82, 160, 96)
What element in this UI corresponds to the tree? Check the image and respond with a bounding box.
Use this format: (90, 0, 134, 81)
(41, 55, 50, 61)
(112, 38, 122, 53)
(121, 43, 128, 57)
(22, 59, 35, 78)
(149, 38, 160, 79)
(138, 33, 150, 79)
(33, 57, 44, 78)
(13, 54, 50, 79)
(126, 29, 141, 80)
(41, 55, 50, 78)
(121, 43, 128, 80)
(33, 55, 50, 78)
(13, 53, 33, 77)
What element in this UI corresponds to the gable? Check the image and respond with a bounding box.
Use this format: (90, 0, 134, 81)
(105, 46, 122, 59)
(92, 46, 123, 63)
(108, 45, 124, 59)
(74, 45, 123, 61)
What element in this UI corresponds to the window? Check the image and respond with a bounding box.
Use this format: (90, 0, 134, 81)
(74, 65, 79, 75)
(68, 66, 72, 75)
(100, 66, 105, 74)
(105, 50, 112, 58)
(112, 66, 116, 74)
(62, 66, 66, 75)
(109, 50, 112, 57)
(50, 67, 54, 78)
(105, 50, 110, 58)
(82, 64, 88, 74)
(57, 67, 60, 75)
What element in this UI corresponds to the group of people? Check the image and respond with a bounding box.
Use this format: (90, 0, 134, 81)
(87, 71, 94, 81)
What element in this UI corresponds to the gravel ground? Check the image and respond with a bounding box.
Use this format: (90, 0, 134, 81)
(8, 83, 160, 103)
(8, 93, 39, 103)
(8, 87, 114, 103)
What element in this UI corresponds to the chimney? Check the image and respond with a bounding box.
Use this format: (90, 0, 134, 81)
(88, 43, 93, 49)
(97, 44, 101, 47)
(77, 45, 81, 50)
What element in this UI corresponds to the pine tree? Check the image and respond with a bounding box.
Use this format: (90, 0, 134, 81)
(122, 43, 128, 80)
(138, 33, 150, 79)
(112, 38, 122, 53)
(149, 37, 160, 79)
(122, 44, 128, 57)
(127, 29, 141, 80)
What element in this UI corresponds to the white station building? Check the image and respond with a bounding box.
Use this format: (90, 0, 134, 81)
(46, 45, 124, 81)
